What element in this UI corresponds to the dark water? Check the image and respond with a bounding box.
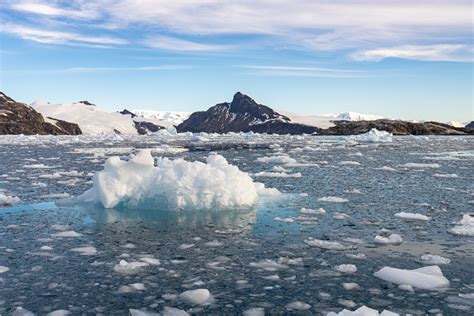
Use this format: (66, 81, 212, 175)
(0, 134, 473, 315)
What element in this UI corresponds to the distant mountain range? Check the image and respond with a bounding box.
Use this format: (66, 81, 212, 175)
(0, 91, 472, 136)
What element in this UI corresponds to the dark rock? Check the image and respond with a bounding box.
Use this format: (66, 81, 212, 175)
(319, 119, 473, 136)
(119, 109, 137, 118)
(78, 100, 95, 106)
(133, 120, 164, 135)
(465, 121, 474, 129)
(177, 92, 319, 135)
(0, 92, 82, 135)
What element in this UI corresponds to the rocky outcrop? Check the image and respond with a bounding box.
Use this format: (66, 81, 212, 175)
(319, 119, 473, 136)
(119, 109, 137, 118)
(133, 121, 164, 135)
(0, 92, 82, 135)
(177, 92, 319, 135)
(466, 121, 474, 129)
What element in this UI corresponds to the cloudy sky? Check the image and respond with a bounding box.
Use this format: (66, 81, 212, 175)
(0, 0, 472, 121)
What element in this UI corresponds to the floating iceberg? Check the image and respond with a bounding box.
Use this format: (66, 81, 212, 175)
(374, 265, 450, 290)
(352, 129, 393, 143)
(0, 193, 21, 207)
(327, 305, 399, 316)
(449, 214, 474, 236)
(78, 150, 279, 210)
(394, 212, 430, 221)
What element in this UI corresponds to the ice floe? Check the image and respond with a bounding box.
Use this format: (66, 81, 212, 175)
(51, 231, 82, 238)
(243, 307, 265, 316)
(374, 234, 403, 245)
(0, 266, 9, 273)
(449, 214, 474, 236)
(394, 212, 430, 221)
(304, 238, 349, 250)
(162, 307, 189, 316)
(300, 207, 326, 215)
(256, 155, 297, 164)
(254, 171, 302, 178)
(335, 264, 357, 274)
(78, 149, 279, 209)
(179, 289, 213, 305)
(399, 163, 440, 169)
(70, 246, 97, 255)
(374, 265, 450, 290)
(286, 301, 311, 310)
(318, 196, 349, 203)
(113, 259, 150, 275)
(420, 254, 451, 265)
(0, 192, 21, 206)
(327, 305, 399, 316)
(352, 129, 393, 143)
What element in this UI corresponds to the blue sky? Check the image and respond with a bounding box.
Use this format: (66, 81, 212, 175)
(0, 0, 472, 122)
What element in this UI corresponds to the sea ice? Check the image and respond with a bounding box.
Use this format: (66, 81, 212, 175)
(12, 307, 35, 316)
(374, 265, 450, 290)
(318, 196, 349, 203)
(47, 310, 71, 316)
(352, 129, 393, 143)
(0, 192, 21, 206)
(399, 163, 440, 169)
(254, 171, 302, 178)
(242, 307, 265, 316)
(0, 266, 9, 273)
(327, 305, 399, 316)
(51, 231, 82, 238)
(256, 155, 297, 164)
(420, 254, 450, 265)
(179, 289, 213, 305)
(394, 212, 430, 221)
(300, 208, 326, 215)
(78, 150, 279, 209)
(162, 307, 190, 316)
(304, 238, 349, 250)
(113, 259, 149, 275)
(249, 259, 289, 271)
(285, 301, 311, 310)
(374, 234, 403, 245)
(342, 282, 360, 290)
(70, 246, 97, 255)
(449, 214, 474, 236)
(335, 264, 357, 274)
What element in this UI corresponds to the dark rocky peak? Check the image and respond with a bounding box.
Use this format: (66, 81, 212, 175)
(466, 121, 474, 129)
(228, 92, 290, 122)
(0, 92, 17, 105)
(78, 100, 95, 106)
(119, 109, 137, 118)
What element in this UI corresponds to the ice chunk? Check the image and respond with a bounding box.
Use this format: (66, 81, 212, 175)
(256, 155, 297, 164)
(304, 238, 349, 250)
(162, 307, 190, 316)
(327, 305, 399, 316)
(335, 264, 357, 274)
(242, 307, 265, 316)
(70, 246, 97, 255)
(420, 254, 450, 265)
(374, 265, 450, 290)
(12, 307, 35, 316)
(449, 214, 474, 236)
(300, 208, 326, 215)
(352, 129, 393, 143)
(374, 234, 403, 245)
(51, 231, 82, 238)
(342, 283, 360, 290)
(140, 257, 161, 265)
(179, 289, 213, 305)
(0, 266, 9, 273)
(47, 310, 70, 316)
(318, 196, 349, 203)
(79, 150, 279, 209)
(399, 163, 440, 169)
(129, 309, 160, 316)
(394, 212, 430, 221)
(113, 259, 149, 275)
(254, 171, 302, 178)
(250, 259, 289, 271)
(0, 192, 21, 206)
(286, 301, 311, 310)
(273, 217, 295, 223)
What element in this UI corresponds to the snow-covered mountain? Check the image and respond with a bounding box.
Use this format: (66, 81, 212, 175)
(278, 110, 385, 129)
(31, 100, 138, 135)
(130, 109, 191, 126)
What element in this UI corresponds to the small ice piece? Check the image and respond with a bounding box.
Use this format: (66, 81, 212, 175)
(286, 301, 311, 310)
(398, 284, 414, 292)
(129, 309, 160, 316)
(420, 254, 450, 265)
(433, 173, 458, 178)
(318, 196, 349, 203)
(51, 224, 71, 231)
(394, 212, 430, 221)
(338, 299, 356, 308)
(162, 307, 190, 316)
(179, 244, 195, 250)
(327, 306, 399, 316)
(335, 264, 357, 274)
(70, 246, 97, 255)
(249, 259, 289, 271)
(47, 310, 71, 316)
(342, 282, 359, 290)
(449, 214, 474, 236)
(399, 163, 440, 169)
(122, 243, 136, 249)
(113, 259, 149, 275)
(12, 307, 35, 316)
(374, 234, 403, 245)
(204, 240, 223, 247)
(304, 238, 349, 251)
(377, 166, 398, 172)
(242, 307, 265, 316)
(140, 257, 161, 265)
(374, 265, 450, 290)
(263, 274, 280, 281)
(333, 212, 350, 220)
(51, 231, 82, 238)
(179, 289, 214, 305)
(352, 129, 393, 143)
(256, 155, 297, 164)
(273, 217, 295, 223)
(0, 192, 21, 206)
(254, 171, 302, 178)
(0, 266, 9, 273)
(40, 246, 53, 251)
(300, 208, 326, 215)
(339, 161, 361, 166)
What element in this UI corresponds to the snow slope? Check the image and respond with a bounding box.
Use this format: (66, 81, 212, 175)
(278, 110, 385, 128)
(130, 109, 191, 126)
(31, 100, 138, 135)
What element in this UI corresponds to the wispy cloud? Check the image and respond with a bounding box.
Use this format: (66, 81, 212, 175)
(9, 1, 100, 19)
(143, 36, 232, 52)
(241, 65, 368, 78)
(62, 65, 191, 73)
(1, 24, 128, 46)
(352, 44, 473, 62)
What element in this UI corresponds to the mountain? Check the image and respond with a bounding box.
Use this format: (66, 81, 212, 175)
(32, 100, 139, 135)
(130, 109, 191, 126)
(0, 92, 81, 135)
(278, 110, 385, 129)
(177, 92, 319, 134)
(319, 119, 473, 136)
(466, 121, 474, 129)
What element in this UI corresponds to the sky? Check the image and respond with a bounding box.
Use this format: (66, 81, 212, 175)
(0, 0, 472, 122)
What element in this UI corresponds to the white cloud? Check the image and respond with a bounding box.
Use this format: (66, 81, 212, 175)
(10, 1, 100, 19)
(352, 44, 473, 62)
(1, 24, 128, 46)
(143, 36, 232, 52)
(62, 65, 190, 73)
(241, 65, 368, 78)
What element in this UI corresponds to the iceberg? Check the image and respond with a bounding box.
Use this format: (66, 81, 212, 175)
(374, 265, 450, 290)
(79, 150, 279, 210)
(449, 214, 474, 236)
(352, 129, 393, 143)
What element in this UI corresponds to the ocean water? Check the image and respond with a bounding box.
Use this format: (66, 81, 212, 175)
(0, 134, 473, 315)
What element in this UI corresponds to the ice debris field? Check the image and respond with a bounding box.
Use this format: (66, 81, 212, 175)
(0, 130, 473, 315)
